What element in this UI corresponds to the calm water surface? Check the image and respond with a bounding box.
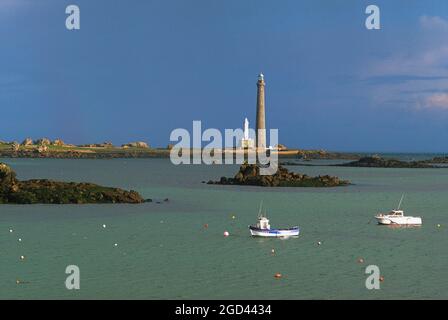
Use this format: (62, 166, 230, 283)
(1, 158, 447, 299)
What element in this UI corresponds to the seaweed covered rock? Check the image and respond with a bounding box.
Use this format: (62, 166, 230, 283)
(0, 163, 19, 197)
(338, 156, 434, 168)
(208, 163, 349, 187)
(422, 156, 448, 164)
(0, 163, 145, 204)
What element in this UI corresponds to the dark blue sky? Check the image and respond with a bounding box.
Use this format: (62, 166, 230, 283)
(1, 0, 448, 152)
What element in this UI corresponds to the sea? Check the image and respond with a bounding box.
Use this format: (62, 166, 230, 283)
(1, 155, 447, 299)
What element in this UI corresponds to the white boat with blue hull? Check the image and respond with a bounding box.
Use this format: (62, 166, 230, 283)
(249, 215, 299, 238)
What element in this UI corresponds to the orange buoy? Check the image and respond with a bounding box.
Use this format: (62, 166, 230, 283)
(204, 224, 209, 228)
(274, 273, 282, 279)
(380, 276, 385, 282)
(223, 231, 230, 237)
(357, 258, 364, 264)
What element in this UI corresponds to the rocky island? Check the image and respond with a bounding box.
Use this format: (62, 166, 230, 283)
(336, 156, 434, 168)
(0, 138, 164, 159)
(0, 163, 145, 204)
(422, 156, 448, 164)
(208, 163, 349, 187)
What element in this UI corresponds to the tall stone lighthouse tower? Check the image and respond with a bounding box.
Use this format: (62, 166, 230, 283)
(256, 73, 266, 150)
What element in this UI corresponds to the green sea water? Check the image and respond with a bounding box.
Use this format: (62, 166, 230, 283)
(1, 158, 447, 299)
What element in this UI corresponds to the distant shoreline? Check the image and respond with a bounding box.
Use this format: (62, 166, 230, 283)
(0, 145, 360, 160)
(2, 140, 445, 161)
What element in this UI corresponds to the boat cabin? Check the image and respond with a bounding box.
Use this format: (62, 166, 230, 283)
(387, 210, 404, 216)
(256, 216, 271, 230)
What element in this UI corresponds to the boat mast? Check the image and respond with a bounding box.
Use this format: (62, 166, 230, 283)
(258, 200, 263, 217)
(397, 194, 405, 210)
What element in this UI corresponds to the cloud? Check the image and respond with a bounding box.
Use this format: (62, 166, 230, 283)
(367, 15, 448, 77)
(364, 75, 448, 85)
(362, 15, 448, 112)
(420, 15, 448, 31)
(367, 46, 448, 78)
(422, 93, 448, 110)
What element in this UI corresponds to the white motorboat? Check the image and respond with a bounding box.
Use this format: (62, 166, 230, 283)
(375, 195, 422, 226)
(375, 210, 422, 225)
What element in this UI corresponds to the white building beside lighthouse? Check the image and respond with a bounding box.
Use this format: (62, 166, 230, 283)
(240, 117, 254, 149)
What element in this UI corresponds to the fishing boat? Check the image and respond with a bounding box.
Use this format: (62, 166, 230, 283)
(249, 202, 300, 237)
(375, 195, 422, 226)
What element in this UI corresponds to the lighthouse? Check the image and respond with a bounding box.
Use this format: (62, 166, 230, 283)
(256, 73, 266, 150)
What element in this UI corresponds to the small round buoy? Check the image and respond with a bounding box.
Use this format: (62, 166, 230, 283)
(16, 279, 21, 285)
(9, 229, 13, 233)
(317, 241, 322, 246)
(223, 231, 230, 237)
(102, 224, 107, 228)
(274, 273, 282, 279)
(20, 255, 25, 260)
(18, 238, 22, 242)
(114, 243, 118, 247)
(271, 249, 275, 255)
(232, 215, 236, 220)
(357, 258, 364, 264)
(380, 276, 385, 282)
(437, 224, 441, 228)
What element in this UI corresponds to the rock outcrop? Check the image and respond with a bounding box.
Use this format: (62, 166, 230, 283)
(337, 156, 434, 168)
(0, 163, 19, 195)
(423, 156, 448, 164)
(34, 138, 51, 146)
(0, 163, 145, 204)
(208, 163, 349, 187)
(21, 138, 33, 146)
(122, 142, 150, 149)
(296, 149, 360, 160)
(11, 142, 20, 152)
(52, 139, 65, 146)
(275, 144, 288, 151)
(37, 145, 49, 153)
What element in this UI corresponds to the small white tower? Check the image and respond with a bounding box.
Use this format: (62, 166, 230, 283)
(244, 117, 249, 140)
(240, 117, 254, 149)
